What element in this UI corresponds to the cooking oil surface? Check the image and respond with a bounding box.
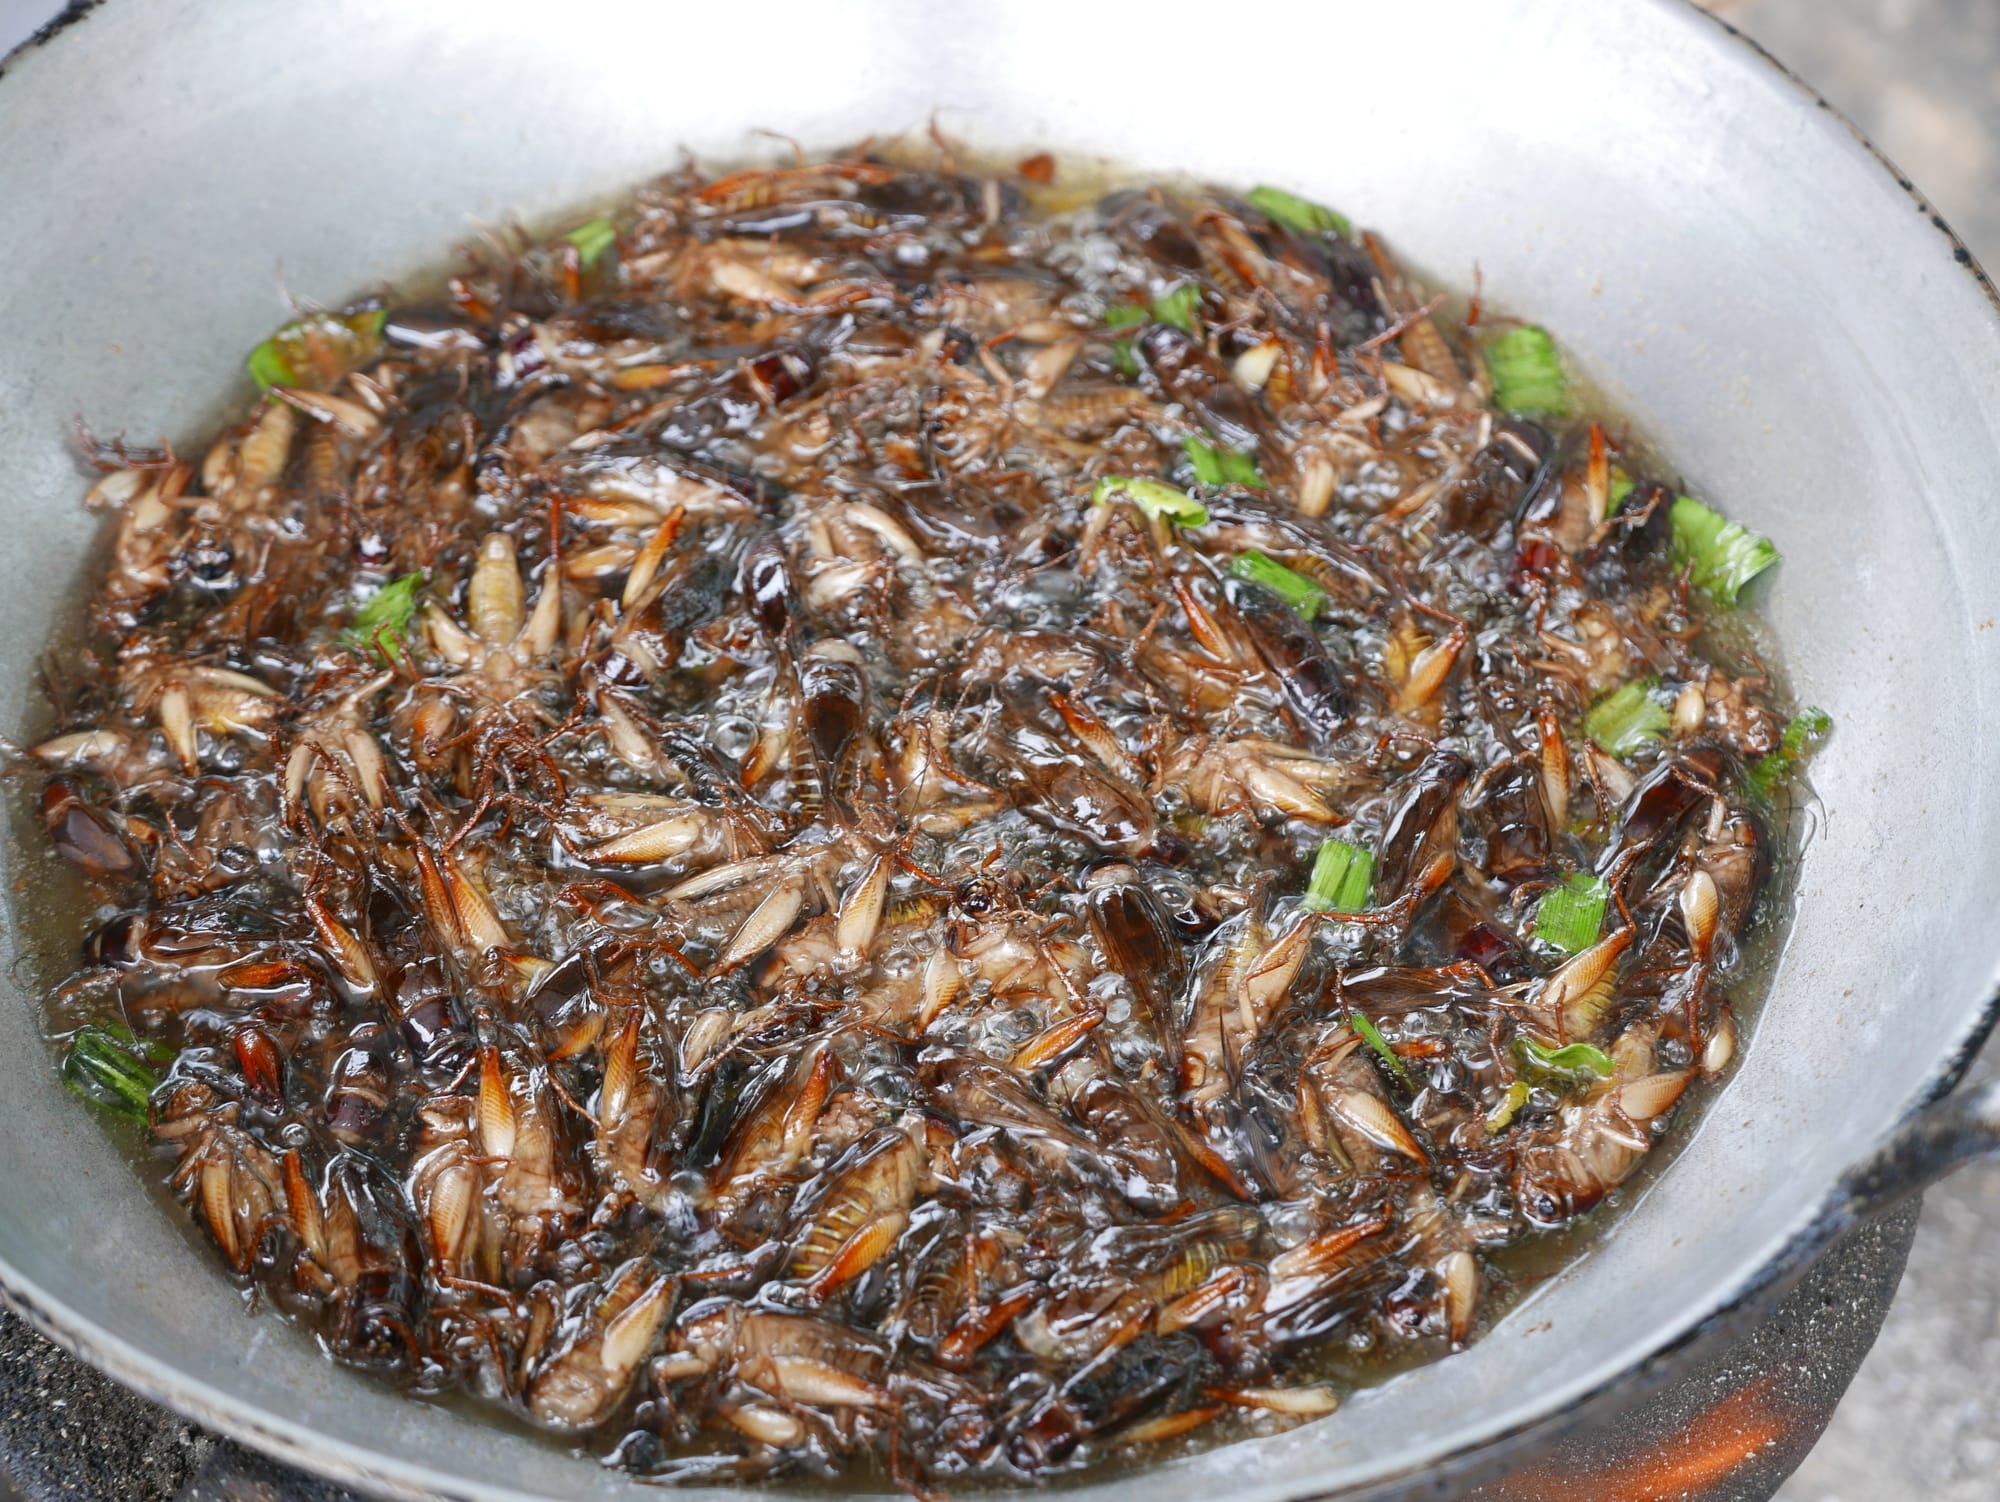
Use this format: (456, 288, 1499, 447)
(6, 147, 1818, 1485)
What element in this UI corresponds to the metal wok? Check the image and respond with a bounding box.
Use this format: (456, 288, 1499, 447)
(2, 0, 1998, 1496)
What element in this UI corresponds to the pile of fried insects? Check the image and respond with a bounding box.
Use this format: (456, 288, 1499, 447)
(28, 150, 1827, 1485)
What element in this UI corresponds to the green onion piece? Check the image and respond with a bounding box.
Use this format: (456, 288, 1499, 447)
(564, 217, 618, 269)
(1229, 550, 1325, 620)
(246, 339, 297, 392)
(1349, 1010, 1416, 1091)
(1608, 467, 1636, 515)
(63, 1024, 166, 1124)
(1670, 496, 1780, 606)
(1533, 871, 1609, 955)
(1103, 292, 1200, 345)
(1748, 706, 1832, 795)
(1584, 678, 1670, 759)
(1518, 1038, 1616, 1079)
(98, 1021, 174, 1066)
(1484, 1079, 1531, 1135)
(1246, 184, 1352, 238)
(1183, 435, 1266, 490)
(1089, 476, 1208, 527)
(1485, 325, 1567, 417)
(1152, 284, 1202, 336)
(1778, 705, 1831, 756)
(342, 571, 427, 666)
(246, 308, 387, 392)
(1302, 837, 1373, 914)
(1104, 306, 1145, 375)
(80, 1021, 173, 1068)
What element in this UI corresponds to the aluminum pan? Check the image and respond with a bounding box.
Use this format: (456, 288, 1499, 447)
(1, 1, 1996, 1496)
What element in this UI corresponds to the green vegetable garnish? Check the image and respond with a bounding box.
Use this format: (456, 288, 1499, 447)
(1484, 1079, 1531, 1135)
(342, 571, 427, 666)
(1518, 1038, 1616, 1079)
(1102, 307, 1146, 375)
(1183, 435, 1265, 490)
(1781, 704, 1831, 749)
(1670, 496, 1780, 606)
(63, 1024, 168, 1124)
(1349, 1010, 1416, 1091)
(1089, 476, 1208, 527)
(1246, 184, 1352, 238)
(1152, 284, 1202, 336)
(246, 340, 296, 391)
(1584, 678, 1670, 759)
(1484, 325, 1567, 417)
(1229, 550, 1325, 620)
(1302, 837, 1373, 914)
(1748, 706, 1832, 796)
(564, 217, 618, 270)
(247, 308, 387, 392)
(1533, 871, 1609, 955)
(1608, 467, 1636, 515)
(1100, 291, 1202, 353)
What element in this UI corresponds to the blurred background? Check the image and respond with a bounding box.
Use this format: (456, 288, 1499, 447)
(1, 0, 1996, 1498)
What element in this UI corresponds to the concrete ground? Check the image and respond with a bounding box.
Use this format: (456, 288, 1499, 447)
(0, 0, 1995, 1498)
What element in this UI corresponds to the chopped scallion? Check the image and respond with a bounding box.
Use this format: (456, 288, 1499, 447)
(1183, 435, 1265, 490)
(1485, 1079, 1531, 1135)
(1302, 838, 1373, 914)
(1518, 1038, 1615, 1079)
(1152, 284, 1202, 336)
(342, 571, 427, 666)
(1584, 678, 1670, 759)
(1608, 467, 1636, 515)
(1349, 1010, 1416, 1091)
(1670, 496, 1780, 606)
(1785, 704, 1833, 747)
(63, 1024, 167, 1124)
(1533, 871, 1609, 955)
(1229, 550, 1325, 620)
(1246, 184, 1352, 238)
(246, 340, 296, 392)
(1484, 325, 1567, 417)
(1089, 476, 1208, 527)
(246, 308, 387, 392)
(1102, 291, 1202, 346)
(564, 217, 618, 269)
(1103, 302, 1144, 376)
(1748, 705, 1832, 796)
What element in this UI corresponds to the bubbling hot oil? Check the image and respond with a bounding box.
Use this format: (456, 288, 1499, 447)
(10, 147, 1815, 1485)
